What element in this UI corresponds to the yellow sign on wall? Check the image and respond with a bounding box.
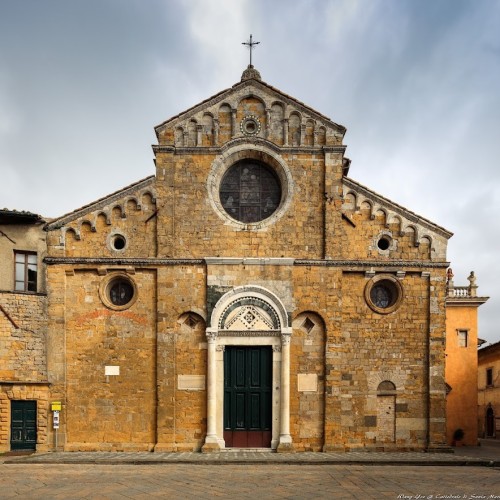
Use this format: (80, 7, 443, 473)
(51, 401, 62, 411)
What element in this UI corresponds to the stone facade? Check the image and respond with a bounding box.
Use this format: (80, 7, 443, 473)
(445, 270, 489, 446)
(5, 67, 455, 452)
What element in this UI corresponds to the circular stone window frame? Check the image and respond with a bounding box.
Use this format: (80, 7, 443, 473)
(99, 272, 138, 311)
(107, 231, 128, 253)
(374, 231, 395, 254)
(240, 115, 261, 136)
(207, 143, 294, 231)
(364, 274, 403, 315)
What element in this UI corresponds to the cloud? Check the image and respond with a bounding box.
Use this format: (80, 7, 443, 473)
(0, 0, 498, 341)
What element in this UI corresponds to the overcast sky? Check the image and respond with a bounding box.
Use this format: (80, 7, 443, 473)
(1, 0, 498, 343)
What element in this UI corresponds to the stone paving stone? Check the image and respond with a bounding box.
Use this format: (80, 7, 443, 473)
(1, 464, 500, 499)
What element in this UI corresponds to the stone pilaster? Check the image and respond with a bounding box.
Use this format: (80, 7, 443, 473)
(277, 330, 294, 452)
(426, 270, 450, 452)
(155, 150, 175, 258)
(202, 329, 221, 452)
(323, 148, 345, 259)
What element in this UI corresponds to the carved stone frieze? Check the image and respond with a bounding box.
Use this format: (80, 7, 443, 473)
(217, 330, 280, 337)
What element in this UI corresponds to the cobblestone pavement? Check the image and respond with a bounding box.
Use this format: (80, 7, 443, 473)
(0, 463, 499, 499)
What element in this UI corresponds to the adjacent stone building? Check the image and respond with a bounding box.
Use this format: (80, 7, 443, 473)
(445, 270, 489, 446)
(478, 341, 500, 439)
(6, 66, 455, 452)
(0, 209, 49, 452)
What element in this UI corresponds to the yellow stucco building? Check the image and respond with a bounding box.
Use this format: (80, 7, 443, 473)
(445, 270, 489, 446)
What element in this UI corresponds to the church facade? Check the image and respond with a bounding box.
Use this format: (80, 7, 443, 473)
(40, 66, 452, 452)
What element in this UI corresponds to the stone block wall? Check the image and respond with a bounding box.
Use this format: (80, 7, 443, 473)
(0, 292, 47, 381)
(0, 291, 49, 452)
(60, 269, 157, 451)
(326, 271, 434, 450)
(155, 264, 206, 451)
(155, 150, 328, 259)
(291, 312, 325, 451)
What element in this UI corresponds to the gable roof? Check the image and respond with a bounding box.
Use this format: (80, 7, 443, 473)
(154, 68, 346, 137)
(344, 177, 453, 239)
(46, 175, 155, 230)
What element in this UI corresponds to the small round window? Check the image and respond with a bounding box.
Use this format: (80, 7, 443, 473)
(365, 275, 403, 314)
(112, 234, 127, 251)
(220, 160, 281, 223)
(377, 236, 391, 251)
(240, 116, 261, 136)
(100, 273, 137, 311)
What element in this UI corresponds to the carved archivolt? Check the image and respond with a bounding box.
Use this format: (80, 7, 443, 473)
(209, 285, 290, 333)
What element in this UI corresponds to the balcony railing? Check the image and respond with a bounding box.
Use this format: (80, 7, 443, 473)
(446, 270, 478, 298)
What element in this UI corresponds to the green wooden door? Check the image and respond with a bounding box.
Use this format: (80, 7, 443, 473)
(10, 400, 37, 450)
(224, 346, 272, 447)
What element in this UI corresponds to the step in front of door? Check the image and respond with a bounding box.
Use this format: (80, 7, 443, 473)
(224, 430, 272, 448)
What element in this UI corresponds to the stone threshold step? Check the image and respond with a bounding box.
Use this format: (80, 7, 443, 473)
(221, 448, 273, 452)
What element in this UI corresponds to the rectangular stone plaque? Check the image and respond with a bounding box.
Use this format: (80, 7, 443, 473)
(298, 373, 317, 392)
(105, 365, 120, 376)
(178, 375, 206, 391)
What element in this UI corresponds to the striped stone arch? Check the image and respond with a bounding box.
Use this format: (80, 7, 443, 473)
(209, 284, 289, 332)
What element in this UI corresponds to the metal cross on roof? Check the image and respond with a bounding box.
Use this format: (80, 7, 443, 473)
(242, 34, 260, 67)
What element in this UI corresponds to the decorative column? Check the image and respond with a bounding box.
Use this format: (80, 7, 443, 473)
(277, 329, 294, 452)
(231, 108, 237, 138)
(196, 124, 203, 146)
(300, 123, 306, 146)
(202, 329, 221, 452)
(265, 108, 271, 139)
(283, 118, 289, 146)
(213, 118, 219, 146)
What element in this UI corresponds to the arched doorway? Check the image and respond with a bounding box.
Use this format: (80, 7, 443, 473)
(377, 381, 396, 444)
(202, 285, 292, 451)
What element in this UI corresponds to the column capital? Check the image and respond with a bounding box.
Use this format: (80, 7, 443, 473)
(206, 329, 218, 343)
(281, 332, 291, 345)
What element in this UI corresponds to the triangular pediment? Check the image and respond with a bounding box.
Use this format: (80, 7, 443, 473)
(154, 68, 346, 150)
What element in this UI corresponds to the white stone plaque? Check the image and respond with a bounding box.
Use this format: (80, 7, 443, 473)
(178, 375, 206, 391)
(298, 373, 317, 392)
(105, 365, 120, 376)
